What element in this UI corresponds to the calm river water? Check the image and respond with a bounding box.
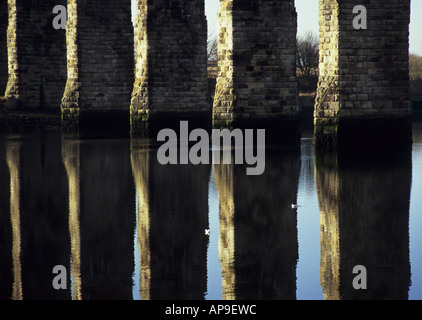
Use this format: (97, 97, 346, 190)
(0, 120, 421, 300)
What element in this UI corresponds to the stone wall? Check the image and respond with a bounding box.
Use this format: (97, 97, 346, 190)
(2, 0, 67, 110)
(130, 0, 210, 133)
(0, 0, 7, 95)
(62, 0, 134, 130)
(213, 0, 299, 127)
(315, 0, 411, 129)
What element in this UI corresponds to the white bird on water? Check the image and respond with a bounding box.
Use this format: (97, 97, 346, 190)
(205, 229, 210, 236)
(291, 204, 298, 209)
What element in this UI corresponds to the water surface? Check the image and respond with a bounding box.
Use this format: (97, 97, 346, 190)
(0, 121, 421, 300)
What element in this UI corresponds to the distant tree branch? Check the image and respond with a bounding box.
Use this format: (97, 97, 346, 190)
(296, 31, 319, 77)
(207, 33, 218, 62)
(297, 31, 319, 93)
(410, 54, 422, 80)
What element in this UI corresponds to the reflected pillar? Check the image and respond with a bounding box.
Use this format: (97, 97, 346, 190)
(315, 150, 412, 299)
(0, 140, 12, 299)
(18, 135, 70, 299)
(214, 149, 300, 300)
(78, 139, 135, 300)
(213, 163, 236, 300)
(131, 140, 210, 299)
(62, 136, 136, 300)
(130, 143, 151, 300)
(6, 141, 22, 300)
(62, 139, 82, 300)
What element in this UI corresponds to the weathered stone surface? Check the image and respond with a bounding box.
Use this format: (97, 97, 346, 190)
(2, 0, 67, 110)
(213, 0, 299, 127)
(315, 0, 411, 129)
(62, 0, 134, 130)
(0, 0, 413, 136)
(130, 0, 210, 134)
(0, 0, 7, 95)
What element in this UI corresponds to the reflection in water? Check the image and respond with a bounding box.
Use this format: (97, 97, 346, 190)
(315, 148, 412, 300)
(22, 136, 70, 299)
(0, 140, 12, 300)
(1, 135, 71, 300)
(130, 140, 210, 300)
(62, 139, 82, 300)
(0, 121, 420, 300)
(62, 137, 136, 299)
(214, 148, 300, 300)
(6, 141, 23, 300)
(130, 141, 151, 300)
(76, 138, 136, 300)
(214, 162, 235, 300)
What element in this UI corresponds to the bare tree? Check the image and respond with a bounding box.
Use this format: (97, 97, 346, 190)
(207, 34, 218, 62)
(297, 31, 319, 77)
(410, 54, 422, 80)
(297, 31, 319, 93)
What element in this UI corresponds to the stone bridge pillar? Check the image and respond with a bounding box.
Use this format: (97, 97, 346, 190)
(62, 0, 134, 131)
(213, 0, 299, 133)
(0, 0, 7, 95)
(1, 0, 67, 110)
(130, 0, 210, 135)
(315, 0, 412, 145)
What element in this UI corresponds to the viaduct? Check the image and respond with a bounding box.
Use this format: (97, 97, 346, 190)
(0, 0, 413, 142)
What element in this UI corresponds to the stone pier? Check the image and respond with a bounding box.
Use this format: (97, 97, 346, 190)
(213, 0, 299, 132)
(62, 0, 134, 131)
(130, 0, 210, 135)
(315, 0, 412, 145)
(0, 0, 7, 95)
(1, 0, 67, 110)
